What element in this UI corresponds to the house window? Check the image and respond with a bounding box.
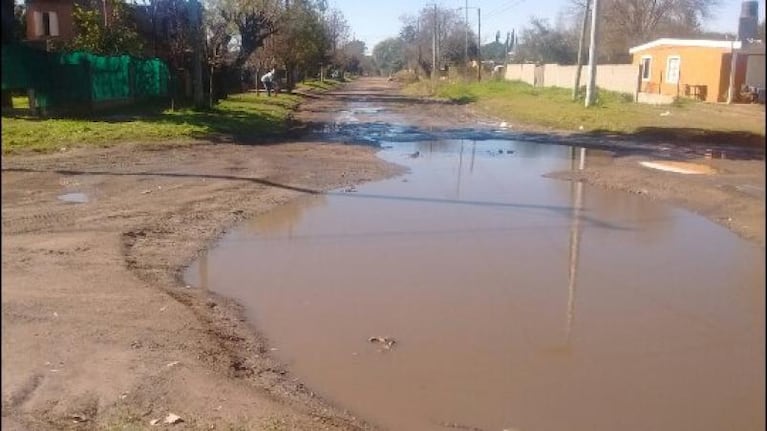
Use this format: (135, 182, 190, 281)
(666, 56, 680, 84)
(33, 11, 59, 37)
(641, 56, 652, 80)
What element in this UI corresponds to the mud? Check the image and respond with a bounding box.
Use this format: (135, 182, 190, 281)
(2, 77, 765, 430)
(185, 140, 765, 431)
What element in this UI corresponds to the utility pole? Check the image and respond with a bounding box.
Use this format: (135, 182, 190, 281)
(432, 4, 437, 80)
(584, 0, 600, 107)
(727, 39, 738, 103)
(477, 8, 481, 81)
(465, 0, 469, 64)
(190, 0, 204, 108)
(572, 2, 590, 101)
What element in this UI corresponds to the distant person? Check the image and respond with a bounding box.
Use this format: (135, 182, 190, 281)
(261, 69, 276, 97)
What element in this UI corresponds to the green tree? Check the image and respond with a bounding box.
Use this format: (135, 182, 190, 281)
(69, 0, 144, 56)
(372, 37, 405, 75)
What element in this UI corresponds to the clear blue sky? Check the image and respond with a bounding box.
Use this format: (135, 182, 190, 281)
(330, 0, 766, 54)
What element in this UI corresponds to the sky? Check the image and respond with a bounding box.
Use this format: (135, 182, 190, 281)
(330, 0, 766, 54)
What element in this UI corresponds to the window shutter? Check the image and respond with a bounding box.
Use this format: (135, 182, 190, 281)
(49, 12, 60, 36)
(33, 11, 43, 37)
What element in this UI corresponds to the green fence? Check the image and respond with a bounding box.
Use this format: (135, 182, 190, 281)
(2, 43, 169, 110)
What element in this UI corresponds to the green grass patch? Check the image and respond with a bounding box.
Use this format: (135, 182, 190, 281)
(2, 92, 303, 154)
(295, 79, 341, 92)
(404, 79, 766, 138)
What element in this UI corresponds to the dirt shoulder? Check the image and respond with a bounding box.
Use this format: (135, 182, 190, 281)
(1, 82, 404, 430)
(1, 77, 763, 431)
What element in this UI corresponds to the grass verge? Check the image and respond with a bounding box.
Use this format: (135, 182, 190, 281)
(2, 88, 318, 154)
(404, 79, 766, 142)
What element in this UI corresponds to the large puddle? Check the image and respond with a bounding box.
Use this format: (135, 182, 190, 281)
(185, 139, 765, 431)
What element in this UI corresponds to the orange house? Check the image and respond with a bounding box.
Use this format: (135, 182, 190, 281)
(629, 38, 754, 103)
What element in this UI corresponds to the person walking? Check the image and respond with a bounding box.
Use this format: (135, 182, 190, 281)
(261, 68, 276, 97)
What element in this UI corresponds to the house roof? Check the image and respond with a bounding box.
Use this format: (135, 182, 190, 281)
(628, 38, 742, 54)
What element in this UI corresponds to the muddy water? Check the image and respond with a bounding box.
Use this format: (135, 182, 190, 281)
(185, 140, 765, 431)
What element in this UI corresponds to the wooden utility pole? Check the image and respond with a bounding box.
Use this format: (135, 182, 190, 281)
(727, 40, 738, 103)
(572, 2, 590, 101)
(190, 0, 204, 108)
(464, 0, 469, 64)
(476, 8, 481, 81)
(584, 0, 600, 107)
(432, 4, 437, 80)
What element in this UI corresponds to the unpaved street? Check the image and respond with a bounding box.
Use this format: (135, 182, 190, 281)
(2, 78, 764, 430)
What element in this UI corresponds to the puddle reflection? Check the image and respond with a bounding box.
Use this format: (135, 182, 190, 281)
(185, 139, 765, 431)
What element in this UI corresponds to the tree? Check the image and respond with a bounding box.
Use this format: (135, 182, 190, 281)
(372, 37, 405, 75)
(482, 31, 511, 62)
(269, 0, 328, 90)
(516, 17, 577, 64)
(322, 7, 349, 69)
(568, 0, 719, 62)
(68, 0, 144, 56)
(398, 6, 476, 77)
(205, 0, 281, 71)
(341, 39, 366, 75)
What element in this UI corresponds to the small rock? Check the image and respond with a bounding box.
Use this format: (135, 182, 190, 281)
(141, 190, 152, 194)
(660, 111, 671, 117)
(368, 336, 396, 350)
(159, 306, 168, 312)
(166, 361, 180, 368)
(70, 414, 88, 423)
(409, 151, 420, 158)
(150, 418, 160, 426)
(164, 413, 183, 424)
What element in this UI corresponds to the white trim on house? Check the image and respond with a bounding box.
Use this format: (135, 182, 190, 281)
(629, 38, 742, 54)
(666, 55, 681, 84)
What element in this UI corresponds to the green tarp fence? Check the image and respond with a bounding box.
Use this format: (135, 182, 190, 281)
(2, 43, 169, 109)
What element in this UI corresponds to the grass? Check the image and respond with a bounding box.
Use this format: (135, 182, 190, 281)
(1, 91, 304, 154)
(295, 78, 341, 92)
(404, 79, 766, 140)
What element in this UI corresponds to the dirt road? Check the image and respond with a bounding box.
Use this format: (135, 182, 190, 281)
(2, 78, 764, 431)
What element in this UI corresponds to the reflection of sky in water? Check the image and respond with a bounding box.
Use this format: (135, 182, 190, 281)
(187, 140, 765, 431)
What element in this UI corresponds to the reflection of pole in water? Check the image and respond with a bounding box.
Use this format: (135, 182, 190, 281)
(566, 147, 585, 344)
(456, 141, 465, 199)
(198, 251, 209, 292)
(470, 140, 476, 174)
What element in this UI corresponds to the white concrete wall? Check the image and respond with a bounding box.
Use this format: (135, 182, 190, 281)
(593, 64, 640, 94)
(504, 64, 538, 85)
(507, 63, 640, 94)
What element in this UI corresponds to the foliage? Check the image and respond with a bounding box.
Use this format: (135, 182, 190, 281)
(515, 17, 577, 64)
(68, 0, 144, 56)
(371, 5, 483, 77)
(372, 37, 406, 75)
(403, 79, 765, 138)
(566, 0, 720, 62)
(1, 91, 302, 153)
